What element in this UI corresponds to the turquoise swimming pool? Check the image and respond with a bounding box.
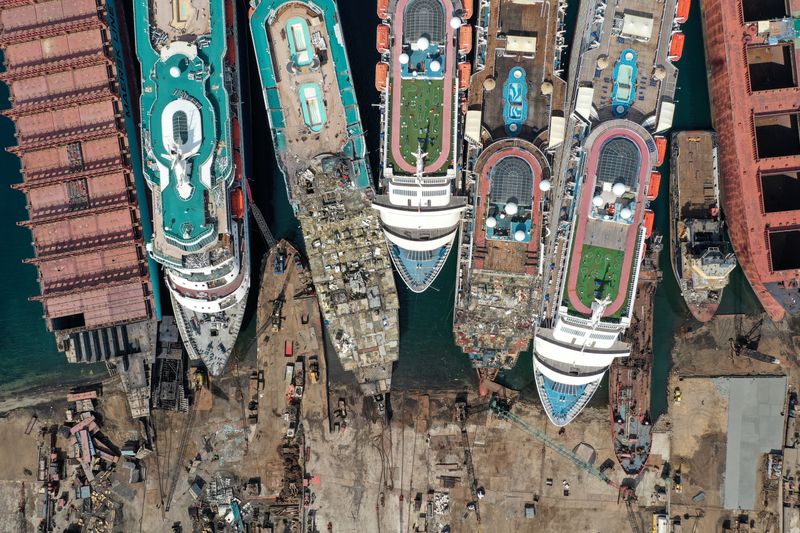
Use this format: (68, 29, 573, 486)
(612, 48, 638, 116)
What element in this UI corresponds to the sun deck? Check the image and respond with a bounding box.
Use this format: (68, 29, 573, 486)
(250, 0, 370, 188)
(135, 0, 233, 261)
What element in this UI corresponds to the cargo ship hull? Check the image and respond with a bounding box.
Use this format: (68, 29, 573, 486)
(250, 0, 400, 396)
(701, 0, 800, 320)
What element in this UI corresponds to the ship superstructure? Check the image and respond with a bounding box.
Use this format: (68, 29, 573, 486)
(534, 0, 682, 426)
(134, 0, 250, 375)
(670, 131, 735, 322)
(453, 0, 568, 385)
(1, 0, 157, 363)
(250, 0, 400, 396)
(372, 0, 468, 293)
(702, 0, 800, 320)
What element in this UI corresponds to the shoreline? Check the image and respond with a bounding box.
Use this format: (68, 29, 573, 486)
(0, 374, 115, 416)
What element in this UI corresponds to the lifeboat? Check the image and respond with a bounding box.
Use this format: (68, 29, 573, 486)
(675, 0, 690, 23)
(669, 33, 685, 61)
(459, 62, 471, 90)
(231, 188, 244, 220)
(376, 24, 390, 53)
(463, 0, 473, 18)
(377, 0, 388, 19)
(375, 62, 388, 92)
(647, 172, 661, 201)
(655, 136, 667, 166)
(459, 25, 472, 54)
(643, 210, 655, 238)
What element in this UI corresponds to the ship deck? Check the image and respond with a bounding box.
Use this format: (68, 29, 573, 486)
(467, 0, 566, 139)
(575, 0, 678, 121)
(672, 131, 718, 219)
(563, 122, 654, 319)
(0, 0, 153, 336)
(250, 0, 370, 187)
(135, 0, 232, 258)
(386, 0, 456, 175)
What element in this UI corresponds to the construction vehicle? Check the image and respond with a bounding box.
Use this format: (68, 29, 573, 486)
(490, 399, 644, 533)
(729, 319, 779, 365)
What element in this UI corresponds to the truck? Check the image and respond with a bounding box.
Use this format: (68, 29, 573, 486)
(284, 340, 293, 358)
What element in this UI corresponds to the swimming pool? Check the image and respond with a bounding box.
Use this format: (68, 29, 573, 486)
(612, 49, 638, 116)
(503, 66, 528, 136)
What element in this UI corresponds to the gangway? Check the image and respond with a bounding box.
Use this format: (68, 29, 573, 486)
(246, 180, 277, 248)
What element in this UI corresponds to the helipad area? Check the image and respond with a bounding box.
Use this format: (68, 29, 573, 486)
(564, 121, 656, 317)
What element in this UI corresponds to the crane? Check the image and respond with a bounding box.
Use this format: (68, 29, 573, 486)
(729, 318, 779, 365)
(490, 399, 644, 533)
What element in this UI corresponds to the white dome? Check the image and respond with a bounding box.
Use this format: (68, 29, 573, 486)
(399, 53, 410, 65)
(504, 202, 518, 215)
(539, 179, 552, 192)
(592, 195, 604, 207)
(450, 17, 462, 29)
(485, 216, 497, 228)
(169, 66, 181, 78)
(514, 230, 526, 242)
(430, 60, 441, 72)
(612, 182, 626, 196)
(620, 207, 633, 219)
(416, 36, 430, 50)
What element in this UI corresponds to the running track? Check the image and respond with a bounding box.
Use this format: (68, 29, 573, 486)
(390, 0, 454, 174)
(566, 128, 650, 316)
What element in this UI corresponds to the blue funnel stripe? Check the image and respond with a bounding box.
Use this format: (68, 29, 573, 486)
(390, 243, 451, 293)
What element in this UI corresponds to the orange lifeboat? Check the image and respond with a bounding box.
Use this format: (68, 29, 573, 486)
(647, 172, 661, 201)
(675, 0, 691, 23)
(375, 62, 388, 92)
(376, 24, 390, 53)
(643, 210, 655, 238)
(669, 33, 685, 61)
(459, 62, 471, 90)
(231, 188, 244, 220)
(655, 136, 667, 166)
(377, 0, 389, 19)
(463, 0, 473, 18)
(459, 25, 472, 54)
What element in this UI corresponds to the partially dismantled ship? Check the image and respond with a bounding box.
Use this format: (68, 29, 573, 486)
(702, 0, 800, 320)
(453, 0, 567, 387)
(533, 0, 681, 426)
(134, 0, 251, 375)
(1, 0, 157, 363)
(372, 0, 468, 293)
(250, 0, 400, 396)
(670, 131, 735, 322)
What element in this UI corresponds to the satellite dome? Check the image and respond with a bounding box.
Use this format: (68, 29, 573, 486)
(653, 66, 667, 80)
(416, 36, 430, 51)
(596, 56, 609, 69)
(430, 60, 441, 72)
(485, 216, 497, 228)
(399, 53, 410, 65)
(483, 77, 496, 91)
(505, 202, 518, 215)
(612, 182, 626, 196)
(620, 207, 633, 219)
(540, 81, 553, 95)
(514, 229, 526, 242)
(592, 195, 604, 207)
(169, 66, 181, 78)
(539, 179, 552, 192)
(450, 17, 462, 29)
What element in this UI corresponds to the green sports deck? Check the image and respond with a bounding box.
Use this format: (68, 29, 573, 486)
(390, 79, 447, 169)
(134, 0, 233, 254)
(571, 245, 624, 310)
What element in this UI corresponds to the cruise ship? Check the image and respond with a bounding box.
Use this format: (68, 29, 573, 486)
(534, 0, 681, 426)
(250, 0, 400, 396)
(372, 0, 468, 293)
(134, 0, 250, 375)
(453, 0, 568, 387)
